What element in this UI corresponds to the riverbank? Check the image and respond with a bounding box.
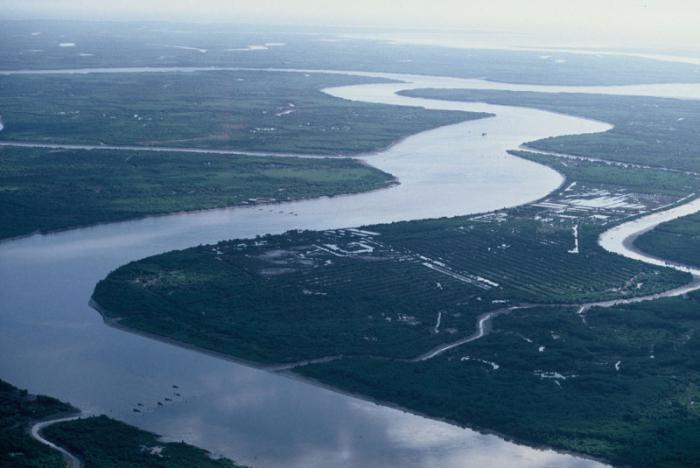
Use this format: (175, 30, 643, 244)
(88, 89, 700, 466)
(4, 68, 700, 467)
(0, 145, 398, 240)
(1, 378, 246, 467)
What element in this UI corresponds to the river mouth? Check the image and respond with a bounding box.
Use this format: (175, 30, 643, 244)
(3, 68, 700, 467)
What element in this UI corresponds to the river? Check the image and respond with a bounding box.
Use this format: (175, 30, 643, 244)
(2, 68, 700, 467)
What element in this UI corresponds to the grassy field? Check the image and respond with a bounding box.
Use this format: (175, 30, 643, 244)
(0, 70, 473, 154)
(636, 212, 700, 268)
(0, 146, 396, 240)
(0, 379, 245, 468)
(404, 88, 700, 173)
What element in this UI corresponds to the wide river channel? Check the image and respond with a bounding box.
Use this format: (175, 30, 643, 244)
(2, 67, 700, 467)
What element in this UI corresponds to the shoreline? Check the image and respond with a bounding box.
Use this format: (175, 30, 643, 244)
(6, 66, 698, 467)
(85, 145, 700, 468)
(279, 369, 613, 468)
(90, 297, 610, 467)
(0, 177, 400, 245)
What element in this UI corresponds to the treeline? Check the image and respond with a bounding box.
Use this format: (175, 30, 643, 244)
(0, 146, 394, 240)
(0, 70, 474, 154)
(636, 212, 700, 268)
(93, 211, 689, 365)
(300, 293, 700, 468)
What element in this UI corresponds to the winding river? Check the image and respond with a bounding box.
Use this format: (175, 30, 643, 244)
(2, 67, 700, 467)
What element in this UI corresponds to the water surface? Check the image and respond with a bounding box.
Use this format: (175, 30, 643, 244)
(4, 68, 689, 467)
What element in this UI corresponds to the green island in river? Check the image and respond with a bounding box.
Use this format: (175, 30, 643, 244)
(92, 88, 700, 467)
(3, 17, 700, 468)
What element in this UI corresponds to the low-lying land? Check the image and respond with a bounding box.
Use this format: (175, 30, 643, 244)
(0, 379, 245, 467)
(300, 294, 700, 467)
(93, 203, 690, 364)
(0, 70, 473, 154)
(0, 70, 481, 240)
(7, 19, 700, 468)
(636, 212, 700, 268)
(3, 20, 700, 86)
(0, 379, 74, 467)
(93, 88, 700, 466)
(93, 148, 699, 367)
(42, 416, 244, 468)
(93, 164, 700, 465)
(0, 145, 395, 240)
(403, 88, 700, 173)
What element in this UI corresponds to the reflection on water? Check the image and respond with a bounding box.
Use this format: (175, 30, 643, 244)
(0, 69, 629, 467)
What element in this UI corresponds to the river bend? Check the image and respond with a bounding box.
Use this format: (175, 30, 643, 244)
(3, 68, 700, 467)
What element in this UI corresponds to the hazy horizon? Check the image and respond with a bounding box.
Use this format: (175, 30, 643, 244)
(3, 0, 700, 52)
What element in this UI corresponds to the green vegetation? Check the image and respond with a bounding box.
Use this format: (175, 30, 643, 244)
(0, 145, 396, 240)
(0, 69, 484, 240)
(92, 192, 700, 465)
(636, 212, 700, 268)
(404, 88, 700, 173)
(91, 86, 700, 466)
(0, 379, 245, 468)
(43, 416, 245, 468)
(3, 20, 700, 86)
(93, 210, 688, 364)
(0, 379, 74, 468)
(5, 22, 699, 465)
(0, 70, 473, 154)
(300, 293, 700, 468)
(511, 149, 700, 197)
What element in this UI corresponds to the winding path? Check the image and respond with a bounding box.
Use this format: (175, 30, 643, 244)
(30, 415, 82, 468)
(422, 191, 700, 356)
(3, 66, 700, 467)
(274, 193, 700, 365)
(413, 307, 522, 361)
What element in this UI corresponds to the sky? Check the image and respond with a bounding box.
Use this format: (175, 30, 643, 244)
(3, 0, 700, 50)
